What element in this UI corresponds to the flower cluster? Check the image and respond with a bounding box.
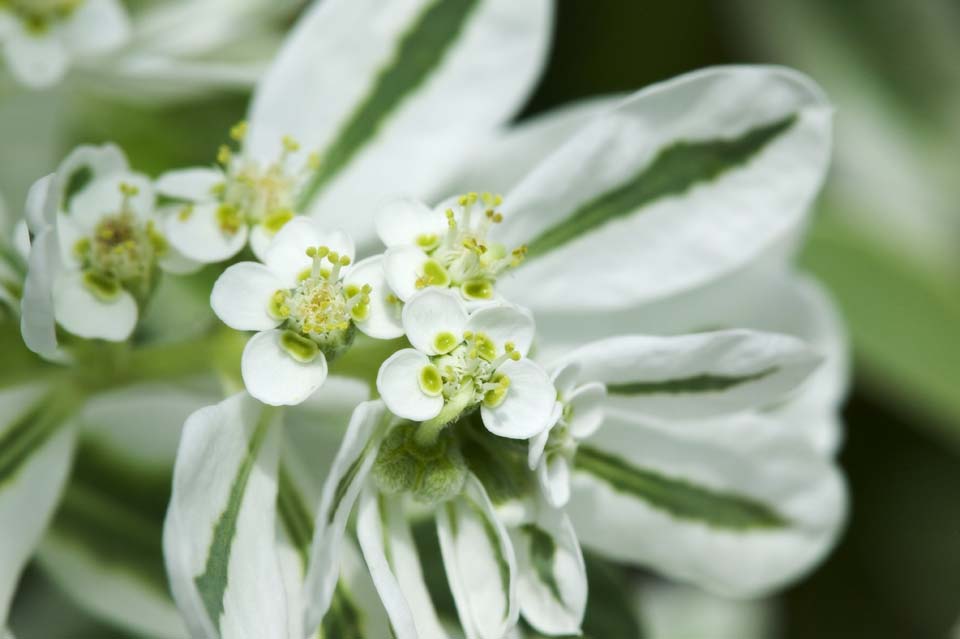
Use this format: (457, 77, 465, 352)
(0, 1, 849, 639)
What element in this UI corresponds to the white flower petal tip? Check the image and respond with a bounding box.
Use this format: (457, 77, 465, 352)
(154, 168, 224, 202)
(539, 455, 571, 508)
(566, 382, 606, 440)
(466, 303, 536, 357)
(482, 358, 556, 440)
(241, 329, 328, 406)
(210, 262, 285, 332)
(165, 202, 248, 263)
(344, 255, 404, 340)
(376, 349, 443, 422)
(375, 198, 445, 248)
(52, 272, 137, 341)
(401, 288, 469, 355)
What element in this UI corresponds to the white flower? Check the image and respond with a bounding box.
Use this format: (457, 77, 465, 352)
(19, 144, 191, 357)
(528, 361, 606, 508)
(377, 193, 527, 305)
(0, 0, 130, 89)
(376, 287, 555, 440)
(156, 126, 313, 264)
(211, 216, 401, 406)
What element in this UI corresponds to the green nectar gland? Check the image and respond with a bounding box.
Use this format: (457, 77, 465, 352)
(272, 246, 369, 363)
(210, 122, 316, 238)
(413, 192, 527, 301)
(74, 182, 165, 303)
(6, 0, 82, 33)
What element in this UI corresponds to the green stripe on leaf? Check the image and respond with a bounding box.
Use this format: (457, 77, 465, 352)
(298, 0, 481, 207)
(277, 465, 314, 569)
(575, 446, 787, 530)
(606, 367, 778, 395)
(0, 389, 78, 487)
(320, 582, 365, 639)
(521, 524, 562, 603)
(193, 409, 273, 631)
(524, 116, 797, 259)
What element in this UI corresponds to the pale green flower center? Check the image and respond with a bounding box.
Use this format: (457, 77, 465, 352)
(208, 122, 315, 237)
(414, 192, 527, 300)
(270, 246, 369, 362)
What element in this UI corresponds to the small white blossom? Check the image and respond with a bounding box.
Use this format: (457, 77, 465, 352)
(376, 287, 555, 440)
(0, 0, 129, 88)
(378, 193, 527, 306)
(156, 125, 316, 264)
(211, 216, 401, 406)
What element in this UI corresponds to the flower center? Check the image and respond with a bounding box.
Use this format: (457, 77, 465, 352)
(269, 246, 369, 361)
(415, 192, 527, 301)
(5, 0, 82, 33)
(419, 331, 521, 425)
(210, 122, 317, 237)
(73, 183, 165, 302)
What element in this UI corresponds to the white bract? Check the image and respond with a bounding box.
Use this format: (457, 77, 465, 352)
(19, 144, 190, 355)
(157, 123, 313, 264)
(212, 216, 401, 406)
(378, 193, 527, 305)
(0, 0, 129, 88)
(377, 287, 555, 441)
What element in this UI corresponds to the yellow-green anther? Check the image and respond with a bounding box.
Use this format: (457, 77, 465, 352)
(415, 259, 450, 290)
(482, 373, 510, 408)
(474, 332, 497, 362)
(73, 237, 90, 258)
(418, 364, 444, 397)
(262, 209, 293, 234)
(230, 120, 248, 141)
(279, 330, 319, 363)
(433, 331, 459, 354)
(267, 290, 290, 320)
(216, 204, 242, 234)
(416, 233, 439, 250)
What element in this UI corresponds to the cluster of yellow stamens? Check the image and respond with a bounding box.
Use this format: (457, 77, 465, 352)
(73, 182, 165, 301)
(413, 192, 527, 300)
(418, 331, 521, 412)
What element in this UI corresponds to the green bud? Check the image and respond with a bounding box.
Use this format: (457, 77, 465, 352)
(372, 422, 467, 505)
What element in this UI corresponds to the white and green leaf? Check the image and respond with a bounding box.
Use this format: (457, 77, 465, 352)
(436, 474, 518, 639)
(568, 410, 846, 597)
(162, 392, 287, 639)
(247, 0, 552, 246)
(0, 384, 77, 627)
(495, 65, 832, 312)
(513, 504, 586, 636)
(302, 400, 388, 635)
(554, 329, 822, 419)
(356, 487, 446, 639)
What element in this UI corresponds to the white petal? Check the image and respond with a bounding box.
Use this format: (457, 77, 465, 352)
(527, 402, 560, 470)
(344, 255, 404, 339)
(356, 487, 446, 639)
(247, 0, 552, 247)
(538, 454, 571, 508)
(550, 361, 581, 399)
(69, 170, 153, 228)
(0, 385, 75, 626)
(157, 244, 202, 275)
(514, 505, 586, 635)
(60, 0, 130, 56)
(496, 66, 832, 312)
(302, 400, 388, 634)
(19, 227, 61, 360)
(376, 349, 443, 422)
(55, 212, 84, 269)
(401, 287, 468, 355)
(46, 144, 128, 224)
(248, 222, 274, 263)
(566, 382, 606, 440)
(241, 329, 328, 406)
(264, 217, 354, 285)
(482, 358, 555, 439)
(383, 245, 429, 302)
(165, 202, 248, 264)
(154, 167, 223, 202)
(555, 330, 822, 419)
(568, 411, 847, 596)
(211, 262, 284, 332)
(466, 302, 536, 357)
(2, 29, 68, 89)
(52, 271, 137, 341)
(375, 198, 446, 248)
(25, 174, 53, 236)
(163, 393, 288, 639)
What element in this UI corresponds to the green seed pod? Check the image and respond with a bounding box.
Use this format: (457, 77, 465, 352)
(372, 422, 467, 506)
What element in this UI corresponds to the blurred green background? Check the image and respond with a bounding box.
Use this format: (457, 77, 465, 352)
(7, 1, 960, 637)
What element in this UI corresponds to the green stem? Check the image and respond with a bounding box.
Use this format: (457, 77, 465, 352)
(414, 381, 474, 447)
